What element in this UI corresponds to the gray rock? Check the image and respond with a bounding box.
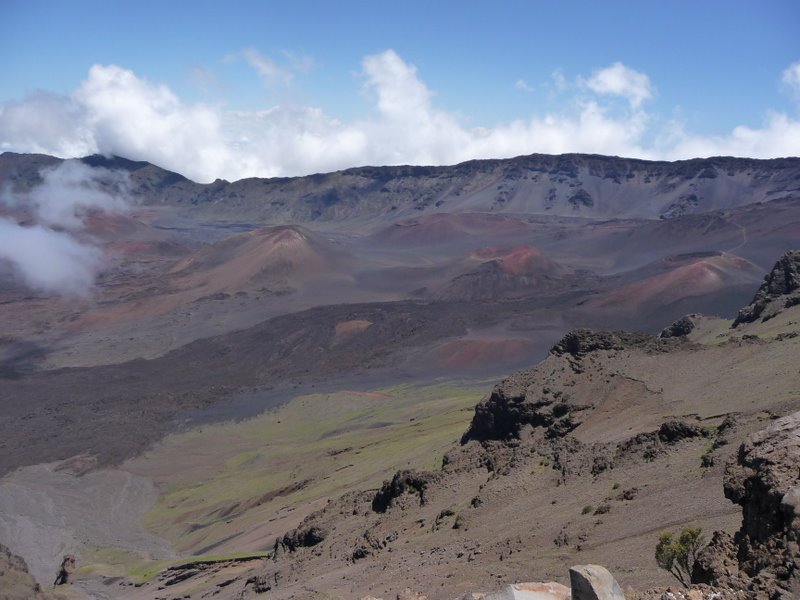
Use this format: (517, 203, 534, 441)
(781, 485, 800, 523)
(699, 410, 800, 598)
(569, 564, 624, 600)
(485, 582, 571, 600)
(660, 314, 697, 338)
(732, 250, 800, 327)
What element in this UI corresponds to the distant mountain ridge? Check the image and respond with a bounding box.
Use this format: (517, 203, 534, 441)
(2, 152, 800, 224)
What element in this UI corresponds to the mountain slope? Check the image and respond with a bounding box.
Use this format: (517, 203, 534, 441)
(3, 152, 800, 223)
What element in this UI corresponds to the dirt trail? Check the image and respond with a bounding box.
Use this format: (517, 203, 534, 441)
(0, 462, 174, 585)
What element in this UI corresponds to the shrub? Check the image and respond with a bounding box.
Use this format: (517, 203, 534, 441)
(581, 505, 594, 515)
(655, 527, 704, 587)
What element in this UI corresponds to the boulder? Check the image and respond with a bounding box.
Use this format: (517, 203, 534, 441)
(569, 564, 624, 600)
(485, 582, 570, 600)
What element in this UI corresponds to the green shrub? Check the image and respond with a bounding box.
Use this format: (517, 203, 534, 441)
(581, 505, 594, 515)
(655, 527, 704, 587)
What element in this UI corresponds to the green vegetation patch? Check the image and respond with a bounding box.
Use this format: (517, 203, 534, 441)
(138, 381, 484, 555)
(80, 547, 269, 583)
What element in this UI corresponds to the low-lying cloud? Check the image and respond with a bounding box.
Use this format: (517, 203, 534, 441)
(0, 161, 131, 296)
(1, 50, 799, 183)
(0, 218, 103, 295)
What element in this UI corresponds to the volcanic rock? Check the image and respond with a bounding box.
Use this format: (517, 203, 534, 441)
(461, 328, 670, 444)
(372, 470, 439, 513)
(660, 315, 698, 338)
(732, 250, 800, 326)
(273, 525, 328, 554)
(460, 374, 580, 444)
(551, 329, 656, 359)
(657, 421, 710, 444)
(694, 411, 800, 598)
(692, 530, 740, 586)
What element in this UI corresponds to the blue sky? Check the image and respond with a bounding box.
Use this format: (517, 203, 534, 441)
(1, 1, 799, 181)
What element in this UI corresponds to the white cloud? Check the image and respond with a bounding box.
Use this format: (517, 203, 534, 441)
(782, 61, 800, 99)
(515, 79, 534, 93)
(583, 62, 654, 108)
(0, 92, 94, 157)
(73, 65, 236, 182)
(0, 218, 103, 296)
(0, 161, 132, 295)
(666, 111, 800, 160)
(362, 50, 433, 120)
(1, 52, 800, 183)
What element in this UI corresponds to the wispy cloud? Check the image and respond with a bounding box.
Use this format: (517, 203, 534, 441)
(551, 69, 567, 92)
(240, 48, 314, 86)
(0, 161, 132, 296)
(1, 51, 799, 183)
(280, 49, 315, 74)
(515, 79, 534, 93)
(242, 48, 293, 85)
(782, 61, 800, 100)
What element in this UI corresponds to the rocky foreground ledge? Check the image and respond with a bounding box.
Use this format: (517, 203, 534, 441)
(368, 409, 800, 600)
(692, 411, 800, 599)
(361, 563, 622, 600)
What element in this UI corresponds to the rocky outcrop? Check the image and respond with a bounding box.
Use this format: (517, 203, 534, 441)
(372, 470, 439, 513)
(461, 328, 673, 444)
(657, 421, 711, 444)
(692, 411, 800, 598)
(568, 189, 595, 209)
(551, 329, 655, 358)
(692, 531, 740, 586)
(460, 378, 582, 443)
(732, 250, 800, 326)
(0, 544, 48, 599)
(273, 525, 328, 554)
(569, 564, 625, 600)
(660, 315, 698, 338)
